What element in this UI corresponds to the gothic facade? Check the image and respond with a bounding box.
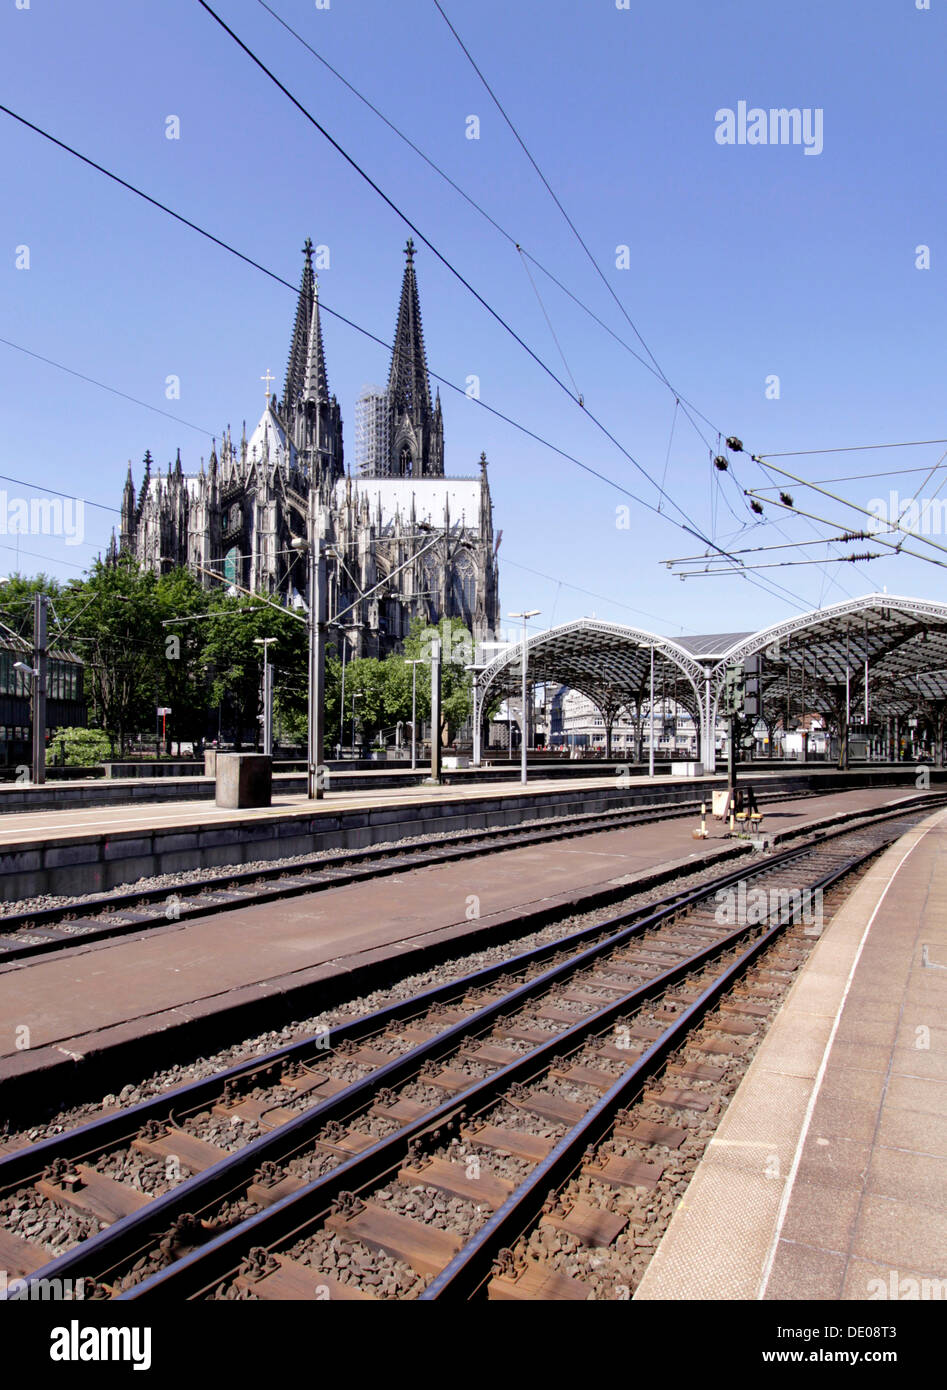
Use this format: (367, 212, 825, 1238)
(116, 239, 500, 658)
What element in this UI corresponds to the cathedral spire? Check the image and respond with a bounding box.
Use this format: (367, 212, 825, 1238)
(302, 276, 329, 404)
(387, 240, 443, 477)
(387, 238, 432, 421)
(283, 237, 316, 412)
(120, 463, 135, 550)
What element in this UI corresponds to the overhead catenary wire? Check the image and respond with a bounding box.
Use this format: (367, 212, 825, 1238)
(516, 246, 582, 402)
(757, 438, 947, 459)
(0, 99, 704, 537)
(675, 553, 884, 576)
(740, 494, 947, 573)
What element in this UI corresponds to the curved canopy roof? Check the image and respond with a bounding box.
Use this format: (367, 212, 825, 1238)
(479, 619, 707, 718)
(479, 595, 947, 724)
(712, 594, 947, 719)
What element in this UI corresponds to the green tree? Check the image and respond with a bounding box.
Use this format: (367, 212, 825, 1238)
(55, 556, 163, 753)
(153, 568, 215, 746)
(0, 573, 63, 643)
(199, 594, 307, 748)
(343, 657, 387, 747)
(46, 725, 112, 767)
(401, 616, 474, 743)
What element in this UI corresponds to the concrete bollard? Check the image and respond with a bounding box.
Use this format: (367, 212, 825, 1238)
(215, 753, 272, 809)
(204, 751, 217, 778)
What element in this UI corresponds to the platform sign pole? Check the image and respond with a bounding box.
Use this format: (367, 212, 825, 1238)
(264, 662, 273, 758)
(471, 673, 480, 766)
(864, 658, 869, 726)
(844, 664, 851, 770)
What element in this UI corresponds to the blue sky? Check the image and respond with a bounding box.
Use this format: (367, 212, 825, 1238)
(2, 0, 945, 639)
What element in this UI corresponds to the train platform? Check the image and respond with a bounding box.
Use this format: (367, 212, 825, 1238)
(0, 766, 925, 851)
(0, 767, 900, 902)
(635, 805, 947, 1302)
(0, 784, 935, 1101)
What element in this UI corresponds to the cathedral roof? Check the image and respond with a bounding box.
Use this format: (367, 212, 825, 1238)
(334, 476, 481, 531)
(247, 402, 297, 470)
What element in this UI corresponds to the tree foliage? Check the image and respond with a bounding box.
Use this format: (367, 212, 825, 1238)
(3, 565, 475, 757)
(46, 725, 112, 767)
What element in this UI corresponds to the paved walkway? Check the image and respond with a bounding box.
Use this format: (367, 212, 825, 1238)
(635, 806, 947, 1301)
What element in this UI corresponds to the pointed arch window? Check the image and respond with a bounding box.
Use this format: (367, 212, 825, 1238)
(224, 546, 240, 586)
(451, 552, 476, 615)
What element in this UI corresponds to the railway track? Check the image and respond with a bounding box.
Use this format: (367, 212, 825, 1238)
(0, 784, 823, 965)
(0, 798, 936, 1302)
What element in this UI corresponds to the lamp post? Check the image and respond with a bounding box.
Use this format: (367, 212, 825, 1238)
(509, 610, 540, 786)
(351, 690, 364, 759)
(7, 588, 48, 785)
(407, 658, 424, 769)
(291, 507, 326, 800)
(253, 636, 275, 757)
(339, 631, 347, 757)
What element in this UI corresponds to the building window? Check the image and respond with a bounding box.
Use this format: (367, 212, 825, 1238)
(224, 546, 240, 585)
(451, 554, 476, 615)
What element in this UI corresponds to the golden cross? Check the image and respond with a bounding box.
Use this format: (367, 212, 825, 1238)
(261, 368, 275, 407)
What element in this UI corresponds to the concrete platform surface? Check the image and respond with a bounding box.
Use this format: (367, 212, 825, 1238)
(635, 806, 947, 1302)
(0, 767, 926, 847)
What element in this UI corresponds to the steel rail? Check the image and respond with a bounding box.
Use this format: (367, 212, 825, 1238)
(116, 829, 907, 1300)
(421, 853, 862, 1299)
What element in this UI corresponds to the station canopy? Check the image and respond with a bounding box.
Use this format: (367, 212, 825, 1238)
(478, 595, 947, 726)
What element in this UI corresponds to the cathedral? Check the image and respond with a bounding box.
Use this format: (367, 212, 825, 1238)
(116, 239, 500, 658)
